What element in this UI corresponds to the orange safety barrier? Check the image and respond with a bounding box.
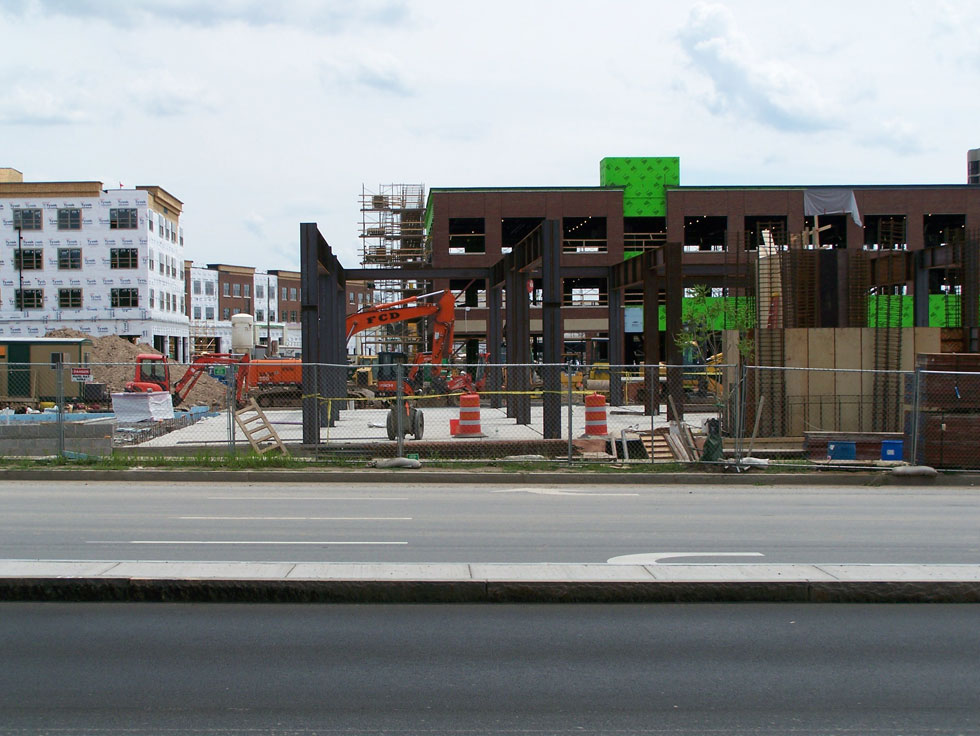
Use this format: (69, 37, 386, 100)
(584, 392, 609, 436)
(456, 393, 484, 437)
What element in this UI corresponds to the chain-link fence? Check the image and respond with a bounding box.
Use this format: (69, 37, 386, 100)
(1, 359, 979, 470)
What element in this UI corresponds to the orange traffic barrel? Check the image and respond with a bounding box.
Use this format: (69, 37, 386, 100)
(584, 392, 609, 436)
(457, 393, 485, 437)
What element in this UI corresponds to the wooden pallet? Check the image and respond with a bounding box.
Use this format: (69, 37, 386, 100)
(234, 398, 288, 455)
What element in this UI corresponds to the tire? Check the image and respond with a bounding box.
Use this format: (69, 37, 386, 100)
(386, 408, 397, 441)
(412, 408, 424, 440)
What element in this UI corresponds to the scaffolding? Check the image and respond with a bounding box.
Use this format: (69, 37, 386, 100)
(356, 184, 431, 357)
(360, 183, 428, 269)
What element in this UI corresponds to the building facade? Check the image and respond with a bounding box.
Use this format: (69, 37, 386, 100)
(0, 168, 189, 359)
(421, 157, 980, 363)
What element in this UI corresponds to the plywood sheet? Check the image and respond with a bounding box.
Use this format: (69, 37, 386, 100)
(835, 329, 863, 431)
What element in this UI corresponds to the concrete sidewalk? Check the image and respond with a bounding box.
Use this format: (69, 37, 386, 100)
(1, 560, 978, 603)
(1, 468, 978, 485)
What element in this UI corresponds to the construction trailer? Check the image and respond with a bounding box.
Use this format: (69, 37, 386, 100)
(0, 337, 95, 404)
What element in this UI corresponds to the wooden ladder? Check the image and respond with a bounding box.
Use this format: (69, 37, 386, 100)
(234, 398, 288, 455)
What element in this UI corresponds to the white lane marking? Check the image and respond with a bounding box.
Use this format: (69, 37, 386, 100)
(493, 487, 639, 497)
(176, 517, 413, 521)
(607, 552, 765, 564)
(207, 497, 409, 501)
(87, 541, 408, 546)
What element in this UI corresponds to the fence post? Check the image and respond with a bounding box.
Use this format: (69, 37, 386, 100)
(566, 363, 573, 462)
(56, 362, 65, 459)
(649, 363, 656, 465)
(226, 362, 236, 456)
(911, 368, 922, 465)
(396, 362, 405, 458)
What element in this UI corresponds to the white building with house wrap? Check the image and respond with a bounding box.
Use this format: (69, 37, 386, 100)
(0, 168, 190, 359)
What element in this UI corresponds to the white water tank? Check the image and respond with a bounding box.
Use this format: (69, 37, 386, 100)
(231, 313, 255, 354)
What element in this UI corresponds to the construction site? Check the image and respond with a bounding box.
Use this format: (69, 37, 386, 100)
(3, 158, 980, 469)
(297, 161, 980, 469)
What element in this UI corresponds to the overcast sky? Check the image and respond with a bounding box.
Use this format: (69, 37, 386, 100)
(2, 0, 978, 271)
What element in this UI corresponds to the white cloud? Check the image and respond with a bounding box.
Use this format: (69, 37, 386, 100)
(319, 56, 415, 98)
(1, 0, 410, 31)
(677, 3, 838, 133)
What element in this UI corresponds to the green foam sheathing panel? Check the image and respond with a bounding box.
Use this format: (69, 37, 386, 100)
(599, 157, 680, 217)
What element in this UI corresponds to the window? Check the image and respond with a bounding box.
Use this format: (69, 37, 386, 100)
(244, 284, 250, 299)
(205, 281, 214, 296)
(110, 248, 138, 268)
(194, 306, 202, 320)
(57, 247, 81, 270)
(159, 221, 164, 237)
(15, 289, 43, 309)
(269, 311, 275, 322)
(233, 283, 241, 297)
(290, 310, 297, 322)
(281, 287, 287, 301)
(148, 214, 154, 231)
(289, 287, 297, 301)
(59, 288, 82, 309)
(159, 259, 164, 275)
(256, 309, 264, 322)
(222, 307, 230, 320)
(12, 208, 42, 230)
(14, 248, 43, 270)
(256, 284, 264, 299)
(149, 289, 155, 308)
(57, 208, 81, 230)
(109, 208, 138, 229)
(562, 216, 607, 253)
(448, 217, 486, 254)
(148, 250, 155, 271)
(233, 308, 241, 315)
(223, 283, 230, 297)
(349, 292, 355, 304)
(206, 306, 215, 320)
(111, 288, 139, 308)
(193, 280, 201, 295)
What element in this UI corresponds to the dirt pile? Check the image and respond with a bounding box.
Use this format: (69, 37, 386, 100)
(45, 328, 231, 408)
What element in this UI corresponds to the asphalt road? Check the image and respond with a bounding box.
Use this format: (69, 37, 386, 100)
(3, 479, 979, 564)
(1, 602, 977, 734)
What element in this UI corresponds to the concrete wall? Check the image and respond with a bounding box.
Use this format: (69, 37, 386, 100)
(0, 418, 114, 457)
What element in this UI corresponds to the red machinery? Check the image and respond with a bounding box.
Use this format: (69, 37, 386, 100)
(125, 352, 251, 407)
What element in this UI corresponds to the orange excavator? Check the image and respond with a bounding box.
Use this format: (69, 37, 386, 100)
(126, 352, 251, 407)
(346, 289, 457, 399)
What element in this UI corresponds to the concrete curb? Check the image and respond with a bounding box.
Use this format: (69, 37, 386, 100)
(1, 562, 978, 603)
(1, 468, 979, 486)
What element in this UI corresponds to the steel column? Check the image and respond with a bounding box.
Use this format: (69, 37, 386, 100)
(541, 220, 562, 439)
(642, 262, 659, 416)
(607, 278, 624, 407)
(665, 242, 685, 421)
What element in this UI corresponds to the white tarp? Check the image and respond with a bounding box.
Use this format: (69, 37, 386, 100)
(111, 391, 175, 422)
(803, 189, 863, 226)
